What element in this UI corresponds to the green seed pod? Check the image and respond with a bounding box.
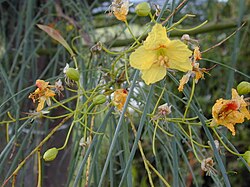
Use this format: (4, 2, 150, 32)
(237, 81, 250, 95)
(43, 147, 58, 161)
(243, 151, 250, 165)
(135, 2, 151, 17)
(93, 94, 106, 105)
(65, 68, 80, 81)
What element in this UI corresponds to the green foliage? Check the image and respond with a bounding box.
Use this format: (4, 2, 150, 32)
(0, 0, 249, 187)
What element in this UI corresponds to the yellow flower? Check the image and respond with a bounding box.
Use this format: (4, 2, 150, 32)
(211, 89, 250, 136)
(113, 89, 128, 111)
(29, 80, 56, 112)
(129, 23, 192, 85)
(111, 0, 129, 22)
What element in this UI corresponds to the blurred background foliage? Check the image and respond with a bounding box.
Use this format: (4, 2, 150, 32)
(0, 0, 249, 186)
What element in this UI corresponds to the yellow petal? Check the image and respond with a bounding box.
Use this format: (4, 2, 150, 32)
(36, 79, 49, 90)
(141, 64, 166, 85)
(231, 88, 250, 119)
(165, 40, 192, 72)
(144, 24, 170, 50)
(37, 97, 46, 112)
(219, 111, 245, 136)
(194, 47, 202, 61)
(240, 107, 250, 119)
(46, 98, 52, 106)
(231, 88, 241, 100)
(130, 46, 157, 70)
(45, 89, 56, 97)
(223, 123, 236, 136)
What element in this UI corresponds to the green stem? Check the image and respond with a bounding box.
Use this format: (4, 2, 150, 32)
(177, 123, 210, 148)
(146, 160, 171, 187)
(188, 124, 202, 163)
(151, 88, 165, 115)
(173, 20, 208, 32)
(167, 14, 196, 31)
(2, 114, 73, 187)
(129, 117, 154, 187)
(58, 122, 75, 151)
(52, 97, 73, 112)
(37, 149, 42, 187)
(124, 20, 140, 45)
(73, 56, 78, 69)
(58, 103, 96, 151)
(212, 128, 244, 156)
(183, 79, 196, 120)
(102, 45, 123, 55)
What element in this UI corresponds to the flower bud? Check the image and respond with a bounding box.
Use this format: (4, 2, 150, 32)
(65, 68, 80, 81)
(93, 94, 106, 105)
(181, 34, 190, 41)
(43, 147, 58, 161)
(135, 2, 151, 16)
(243, 151, 250, 165)
(237, 81, 250, 95)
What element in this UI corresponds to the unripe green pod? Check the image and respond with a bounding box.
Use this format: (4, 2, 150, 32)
(65, 68, 80, 81)
(43, 147, 58, 161)
(93, 94, 106, 105)
(135, 2, 151, 16)
(243, 151, 250, 166)
(237, 81, 250, 95)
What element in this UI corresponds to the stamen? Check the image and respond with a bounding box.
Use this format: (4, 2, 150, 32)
(158, 55, 169, 68)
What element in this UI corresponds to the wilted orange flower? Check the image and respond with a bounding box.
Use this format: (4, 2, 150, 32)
(113, 89, 128, 111)
(29, 80, 56, 112)
(193, 47, 202, 62)
(201, 157, 217, 176)
(178, 46, 211, 92)
(111, 0, 129, 22)
(178, 71, 192, 92)
(211, 88, 250, 136)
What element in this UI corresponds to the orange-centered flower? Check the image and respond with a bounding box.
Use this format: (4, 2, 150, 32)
(113, 89, 128, 111)
(29, 80, 56, 112)
(211, 88, 250, 136)
(129, 23, 192, 85)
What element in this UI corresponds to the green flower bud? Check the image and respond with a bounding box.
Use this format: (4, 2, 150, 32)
(43, 147, 58, 161)
(237, 81, 250, 95)
(93, 94, 106, 105)
(66, 68, 80, 81)
(243, 151, 250, 165)
(135, 2, 151, 16)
